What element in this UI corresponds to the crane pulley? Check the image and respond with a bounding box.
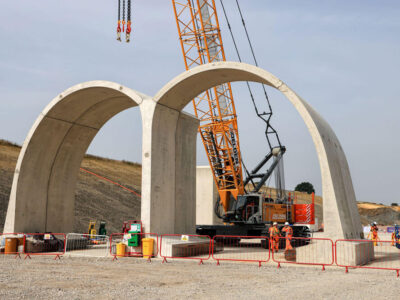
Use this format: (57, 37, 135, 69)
(117, 0, 132, 42)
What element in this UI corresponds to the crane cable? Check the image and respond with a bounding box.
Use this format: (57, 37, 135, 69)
(117, 0, 122, 41)
(219, 0, 282, 151)
(117, 0, 132, 43)
(126, 0, 132, 42)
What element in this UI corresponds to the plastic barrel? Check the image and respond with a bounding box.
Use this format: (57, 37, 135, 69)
(5, 238, 18, 254)
(142, 238, 154, 259)
(116, 243, 126, 257)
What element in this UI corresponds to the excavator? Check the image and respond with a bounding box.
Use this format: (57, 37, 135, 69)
(116, 0, 313, 238)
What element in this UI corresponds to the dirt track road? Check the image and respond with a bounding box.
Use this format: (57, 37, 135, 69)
(0, 257, 398, 299)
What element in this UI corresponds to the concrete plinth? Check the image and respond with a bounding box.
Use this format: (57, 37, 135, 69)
(335, 241, 375, 266)
(159, 235, 211, 258)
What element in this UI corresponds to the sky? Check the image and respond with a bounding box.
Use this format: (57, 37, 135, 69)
(0, 1, 399, 204)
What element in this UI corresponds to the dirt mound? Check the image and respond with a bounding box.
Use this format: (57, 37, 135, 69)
(358, 202, 400, 225)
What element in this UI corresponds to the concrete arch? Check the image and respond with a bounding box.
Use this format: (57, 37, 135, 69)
(153, 61, 362, 239)
(4, 81, 149, 233)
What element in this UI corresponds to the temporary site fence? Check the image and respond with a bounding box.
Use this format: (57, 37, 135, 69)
(2, 230, 400, 277)
(109, 232, 159, 261)
(159, 234, 212, 264)
(65, 233, 110, 258)
(335, 239, 400, 277)
(271, 237, 334, 270)
(23, 233, 66, 260)
(212, 235, 270, 267)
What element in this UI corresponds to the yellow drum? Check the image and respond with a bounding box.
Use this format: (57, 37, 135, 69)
(142, 238, 154, 259)
(116, 242, 126, 257)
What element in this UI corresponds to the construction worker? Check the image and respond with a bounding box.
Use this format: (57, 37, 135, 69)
(367, 222, 379, 246)
(282, 222, 293, 251)
(269, 222, 280, 252)
(392, 224, 398, 246)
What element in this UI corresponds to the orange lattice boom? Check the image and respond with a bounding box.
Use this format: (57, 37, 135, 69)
(172, 0, 244, 212)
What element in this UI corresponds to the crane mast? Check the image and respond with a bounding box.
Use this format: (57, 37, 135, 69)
(172, 0, 244, 213)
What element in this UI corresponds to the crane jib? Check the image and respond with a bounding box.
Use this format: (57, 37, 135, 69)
(230, 130, 239, 166)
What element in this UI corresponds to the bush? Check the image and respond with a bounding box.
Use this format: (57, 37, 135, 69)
(391, 203, 398, 206)
(294, 182, 315, 194)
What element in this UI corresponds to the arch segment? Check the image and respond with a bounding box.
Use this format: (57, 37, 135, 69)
(4, 81, 149, 233)
(154, 61, 362, 239)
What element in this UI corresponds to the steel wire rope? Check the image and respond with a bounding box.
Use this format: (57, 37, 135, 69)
(219, 0, 282, 150)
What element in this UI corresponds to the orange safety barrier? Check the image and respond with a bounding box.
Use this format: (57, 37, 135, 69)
(109, 232, 158, 262)
(159, 234, 212, 265)
(23, 233, 66, 260)
(271, 236, 334, 270)
(335, 239, 400, 277)
(0, 233, 25, 259)
(212, 235, 270, 267)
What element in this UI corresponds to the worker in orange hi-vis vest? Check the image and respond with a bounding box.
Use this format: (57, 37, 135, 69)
(391, 224, 397, 246)
(269, 222, 280, 252)
(282, 222, 293, 251)
(367, 222, 379, 246)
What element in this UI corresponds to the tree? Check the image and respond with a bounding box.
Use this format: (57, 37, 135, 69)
(391, 203, 398, 206)
(295, 182, 315, 194)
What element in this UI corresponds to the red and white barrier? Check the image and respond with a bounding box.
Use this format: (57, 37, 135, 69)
(212, 235, 269, 267)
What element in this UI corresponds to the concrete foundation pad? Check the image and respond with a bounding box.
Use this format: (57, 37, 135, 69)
(335, 241, 375, 266)
(160, 236, 211, 258)
(294, 240, 335, 265)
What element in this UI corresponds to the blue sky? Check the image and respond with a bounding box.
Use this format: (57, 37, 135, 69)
(0, 1, 399, 204)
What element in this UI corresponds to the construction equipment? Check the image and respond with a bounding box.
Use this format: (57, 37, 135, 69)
(98, 221, 107, 236)
(171, 0, 312, 238)
(88, 221, 96, 238)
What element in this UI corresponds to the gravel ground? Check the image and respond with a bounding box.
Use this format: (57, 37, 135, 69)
(0, 256, 398, 299)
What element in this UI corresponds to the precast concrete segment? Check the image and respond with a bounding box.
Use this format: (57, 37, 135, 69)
(4, 81, 149, 233)
(140, 99, 199, 235)
(196, 166, 221, 226)
(154, 61, 362, 240)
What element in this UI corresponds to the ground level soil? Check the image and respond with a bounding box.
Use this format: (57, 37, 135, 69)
(0, 256, 398, 299)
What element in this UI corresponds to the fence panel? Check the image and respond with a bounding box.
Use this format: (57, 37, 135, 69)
(109, 232, 158, 261)
(0, 233, 25, 259)
(212, 235, 269, 267)
(65, 233, 109, 258)
(335, 239, 400, 277)
(271, 236, 334, 270)
(23, 233, 66, 260)
(159, 234, 211, 264)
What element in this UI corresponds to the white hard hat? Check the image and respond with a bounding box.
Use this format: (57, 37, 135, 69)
(273, 222, 278, 225)
(284, 222, 289, 226)
(373, 222, 377, 225)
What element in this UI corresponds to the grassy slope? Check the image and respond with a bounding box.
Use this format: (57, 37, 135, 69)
(0, 140, 141, 233)
(0, 139, 399, 233)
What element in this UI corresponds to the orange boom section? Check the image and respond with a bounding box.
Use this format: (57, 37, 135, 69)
(172, 0, 244, 212)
